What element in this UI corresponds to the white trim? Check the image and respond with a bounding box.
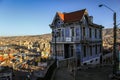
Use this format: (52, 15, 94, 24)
(82, 56, 100, 64)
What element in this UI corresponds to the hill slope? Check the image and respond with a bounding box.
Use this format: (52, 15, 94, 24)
(103, 28, 120, 48)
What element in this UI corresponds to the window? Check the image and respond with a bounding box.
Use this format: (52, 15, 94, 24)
(71, 27, 74, 37)
(58, 29, 61, 37)
(100, 44, 102, 53)
(57, 44, 63, 56)
(62, 29, 64, 37)
(76, 44, 80, 55)
(99, 29, 102, 38)
(83, 27, 85, 37)
(65, 28, 69, 37)
(89, 28, 92, 38)
(95, 29, 97, 38)
(95, 45, 97, 54)
(83, 46, 86, 57)
(90, 46, 92, 56)
(76, 28, 80, 36)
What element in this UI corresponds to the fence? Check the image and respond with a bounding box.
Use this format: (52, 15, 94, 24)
(58, 57, 76, 68)
(37, 61, 57, 80)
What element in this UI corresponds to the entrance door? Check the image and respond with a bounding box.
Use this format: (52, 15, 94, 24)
(64, 44, 69, 58)
(69, 45, 74, 57)
(76, 44, 81, 66)
(64, 44, 74, 58)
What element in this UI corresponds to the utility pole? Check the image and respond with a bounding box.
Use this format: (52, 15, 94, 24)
(99, 4, 117, 75)
(52, 30, 59, 66)
(55, 35, 57, 62)
(113, 12, 117, 74)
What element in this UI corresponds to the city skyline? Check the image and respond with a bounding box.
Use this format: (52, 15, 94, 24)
(0, 0, 120, 36)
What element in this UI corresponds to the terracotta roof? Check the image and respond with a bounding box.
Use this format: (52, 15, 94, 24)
(57, 9, 87, 23)
(57, 12, 64, 21)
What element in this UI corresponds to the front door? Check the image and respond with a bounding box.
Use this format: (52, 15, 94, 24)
(64, 44, 74, 58)
(69, 45, 74, 57)
(64, 44, 69, 58)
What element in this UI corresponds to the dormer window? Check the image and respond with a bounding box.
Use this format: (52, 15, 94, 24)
(54, 18, 61, 28)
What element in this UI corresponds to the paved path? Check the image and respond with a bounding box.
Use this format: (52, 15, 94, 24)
(54, 65, 113, 80)
(76, 65, 112, 80)
(54, 67, 74, 80)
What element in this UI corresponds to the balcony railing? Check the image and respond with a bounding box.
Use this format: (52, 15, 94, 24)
(52, 37, 80, 42)
(52, 36, 102, 43)
(81, 36, 102, 43)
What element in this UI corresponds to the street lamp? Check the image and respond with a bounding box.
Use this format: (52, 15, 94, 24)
(52, 30, 59, 63)
(99, 4, 117, 75)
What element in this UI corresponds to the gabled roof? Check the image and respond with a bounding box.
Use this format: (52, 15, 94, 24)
(57, 9, 87, 23)
(57, 12, 64, 21)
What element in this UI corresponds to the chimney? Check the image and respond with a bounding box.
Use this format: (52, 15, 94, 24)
(89, 16, 93, 23)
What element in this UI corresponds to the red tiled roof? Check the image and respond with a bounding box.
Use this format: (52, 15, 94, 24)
(57, 12, 64, 21)
(57, 9, 87, 23)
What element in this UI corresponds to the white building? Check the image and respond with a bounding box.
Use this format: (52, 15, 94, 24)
(50, 9, 104, 65)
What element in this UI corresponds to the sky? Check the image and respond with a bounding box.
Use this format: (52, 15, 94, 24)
(0, 0, 120, 36)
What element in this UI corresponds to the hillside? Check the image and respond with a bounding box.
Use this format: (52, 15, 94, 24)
(103, 28, 120, 48)
(0, 34, 52, 55)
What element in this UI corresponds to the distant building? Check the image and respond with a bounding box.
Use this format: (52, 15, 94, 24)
(50, 9, 104, 65)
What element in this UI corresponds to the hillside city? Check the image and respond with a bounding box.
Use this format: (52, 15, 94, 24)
(0, 34, 51, 56)
(0, 34, 52, 80)
(103, 28, 120, 49)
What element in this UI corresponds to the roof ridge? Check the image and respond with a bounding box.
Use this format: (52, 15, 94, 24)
(64, 8, 86, 14)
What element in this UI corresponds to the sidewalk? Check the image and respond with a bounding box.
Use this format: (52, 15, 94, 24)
(76, 65, 113, 80)
(53, 65, 113, 80)
(53, 67, 74, 80)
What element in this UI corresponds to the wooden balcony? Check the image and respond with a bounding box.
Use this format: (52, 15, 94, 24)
(81, 37, 102, 44)
(51, 37, 102, 43)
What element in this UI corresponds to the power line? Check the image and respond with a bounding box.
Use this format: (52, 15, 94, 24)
(117, 20, 120, 23)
